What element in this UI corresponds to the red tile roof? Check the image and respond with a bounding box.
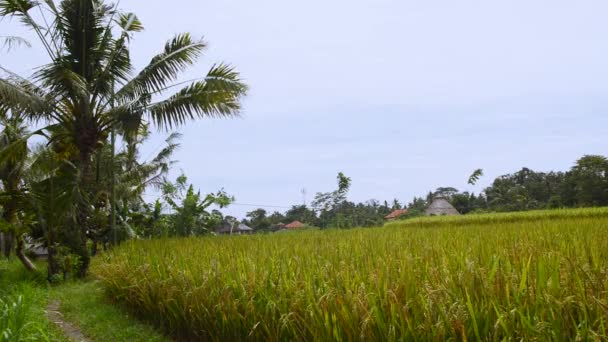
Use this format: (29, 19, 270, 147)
(285, 221, 305, 229)
(384, 209, 408, 220)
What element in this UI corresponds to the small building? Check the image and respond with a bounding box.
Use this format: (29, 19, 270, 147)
(425, 197, 460, 216)
(270, 222, 286, 231)
(284, 221, 305, 230)
(384, 209, 409, 221)
(216, 222, 254, 235)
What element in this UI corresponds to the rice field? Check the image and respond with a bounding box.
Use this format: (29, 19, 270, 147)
(94, 208, 608, 341)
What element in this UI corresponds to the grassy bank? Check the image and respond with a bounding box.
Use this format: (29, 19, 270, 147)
(94, 207, 608, 340)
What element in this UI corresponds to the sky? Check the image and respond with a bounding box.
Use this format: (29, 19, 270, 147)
(2, 0, 608, 218)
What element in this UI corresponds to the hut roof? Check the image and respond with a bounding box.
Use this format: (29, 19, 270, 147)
(384, 209, 408, 220)
(424, 197, 460, 216)
(216, 222, 253, 234)
(285, 221, 305, 229)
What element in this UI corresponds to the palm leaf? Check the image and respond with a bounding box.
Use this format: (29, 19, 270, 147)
(0, 78, 50, 115)
(0, 35, 31, 51)
(147, 64, 247, 129)
(116, 33, 206, 101)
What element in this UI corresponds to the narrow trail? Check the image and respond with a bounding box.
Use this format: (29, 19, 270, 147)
(46, 300, 92, 342)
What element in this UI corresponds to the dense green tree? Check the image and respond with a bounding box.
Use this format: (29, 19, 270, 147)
(434, 187, 459, 199)
(567, 155, 608, 207)
(284, 205, 317, 226)
(244, 208, 271, 231)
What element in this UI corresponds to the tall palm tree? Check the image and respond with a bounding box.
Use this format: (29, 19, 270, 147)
(0, 0, 247, 276)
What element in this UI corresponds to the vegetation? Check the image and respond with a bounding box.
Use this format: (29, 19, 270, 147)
(50, 281, 168, 341)
(95, 207, 608, 340)
(0, 260, 66, 341)
(240, 154, 608, 231)
(0, 258, 169, 341)
(0, 1, 606, 341)
(0, 0, 247, 278)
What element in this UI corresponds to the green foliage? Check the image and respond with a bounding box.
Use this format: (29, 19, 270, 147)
(284, 205, 317, 225)
(0, 260, 65, 341)
(311, 171, 352, 212)
(468, 168, 484, 185)
(130, 173, 236, 239)
(0, 0, 247, 276)
(243, 208, 271, 231)
(95, 207, 608, 340)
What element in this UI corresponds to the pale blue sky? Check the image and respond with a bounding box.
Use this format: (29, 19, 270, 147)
(2, 0, 608, 217)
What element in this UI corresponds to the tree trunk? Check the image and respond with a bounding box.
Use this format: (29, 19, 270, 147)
(74, 148, 94, 278)
(47, 243, 59, 281)
(15, 235, 37, 272)
(3, 231, 13, 259)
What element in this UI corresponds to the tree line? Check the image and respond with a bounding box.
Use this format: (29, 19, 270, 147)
(240, 155, 608, 231)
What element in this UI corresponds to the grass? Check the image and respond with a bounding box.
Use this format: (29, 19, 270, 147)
(94, 207, 608, 340)
(0, 260, 66, 342)
(0, 258, 168, 342)
(50, 281, 169, 342)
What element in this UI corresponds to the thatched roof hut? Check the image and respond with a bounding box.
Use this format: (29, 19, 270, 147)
(425, 197, 460, 216)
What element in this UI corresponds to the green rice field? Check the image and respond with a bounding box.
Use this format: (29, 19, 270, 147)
(94, 208, 608, 340)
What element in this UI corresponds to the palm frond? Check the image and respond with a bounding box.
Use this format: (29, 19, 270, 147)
(116, 33, 206, 101)
(0, 77, 50, 116)
(147, 64, 247, 129)
(33, 60, 88, 101)
(0, 0, 57, 58)
(0, 35, 31, 51)
(57, 0, 113, 82)
(118, 12, 143, 33)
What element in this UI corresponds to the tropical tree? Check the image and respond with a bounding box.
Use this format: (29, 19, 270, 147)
(0, 0, 247, 276)
(161, 174, 233, 236)
(0, 111, 36, 270)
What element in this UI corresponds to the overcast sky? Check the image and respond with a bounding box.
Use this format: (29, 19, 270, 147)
(2, 0, 608, 217)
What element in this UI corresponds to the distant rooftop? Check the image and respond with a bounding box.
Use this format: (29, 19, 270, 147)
(385, 209, 408, 220)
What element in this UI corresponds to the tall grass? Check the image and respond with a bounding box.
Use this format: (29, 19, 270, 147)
(0, 261, 54, 342)
(94, 208, 608, 340)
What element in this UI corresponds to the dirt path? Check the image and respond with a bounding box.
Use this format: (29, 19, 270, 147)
(46, 300, 92, 342)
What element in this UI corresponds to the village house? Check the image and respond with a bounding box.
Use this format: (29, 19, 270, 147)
(284, 221, 305, 230)
(216, 222, 254, 235)
(384, 209, 409, 221)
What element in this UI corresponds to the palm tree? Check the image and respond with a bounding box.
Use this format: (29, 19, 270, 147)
(0, 111, 37, 271)
(0, 0, 247, 276)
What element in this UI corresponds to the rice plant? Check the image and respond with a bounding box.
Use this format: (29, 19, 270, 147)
(94, 207, 608, 340)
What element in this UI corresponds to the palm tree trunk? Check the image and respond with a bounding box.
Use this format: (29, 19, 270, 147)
(2, 232, 12, 258)
(46, 220, 60, 280)
(74, 148, 94, 278)
(15, 235, 37, 272)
